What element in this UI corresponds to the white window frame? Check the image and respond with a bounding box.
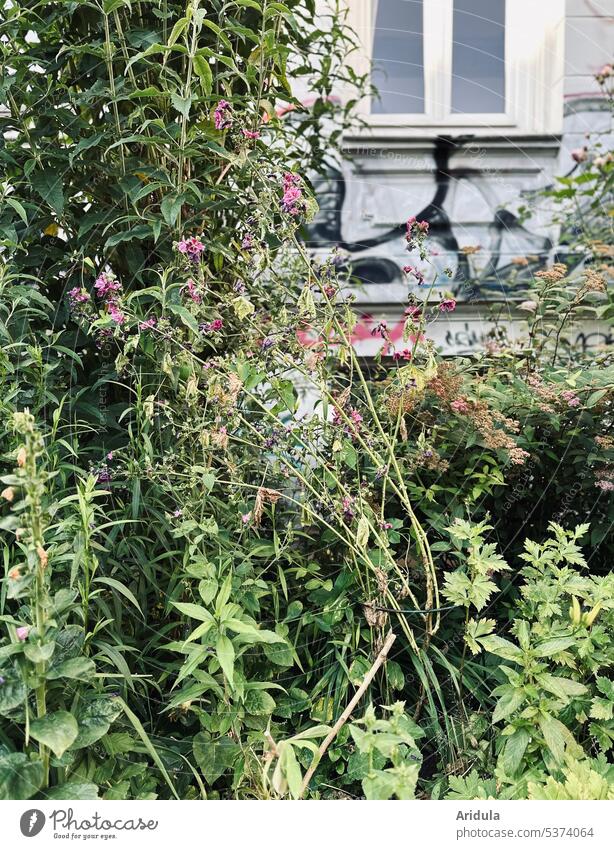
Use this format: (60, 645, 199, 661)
(345, 0, 565, 137)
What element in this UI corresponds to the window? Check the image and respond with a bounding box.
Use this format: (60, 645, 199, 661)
(347, 0, 565, 136)
(371, 0, 424, 114)
(451, 0, 505, 114)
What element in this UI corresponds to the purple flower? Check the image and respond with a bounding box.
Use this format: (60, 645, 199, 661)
(0, 676, 5, 685)
(94, 272, 121, 299)
(281, 172, 305, 216)
(214, 100, 232, 130)
(200, 318, 223, 334)
(108, 302, 125, 325)
(68, 286, 90, 305)
(242, 233, 254, 250)
(16, 626, 30, 641)
(96, 465, 111, 483)
(173, 509, 183, 518)
(183, 277, 202, 304)
(176, 237, 206, 263)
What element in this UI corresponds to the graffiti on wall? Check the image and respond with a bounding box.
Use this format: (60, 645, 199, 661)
(306, 95, 611, 303)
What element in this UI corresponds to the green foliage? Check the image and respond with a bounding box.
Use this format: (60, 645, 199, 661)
(0, 0, 612, 804)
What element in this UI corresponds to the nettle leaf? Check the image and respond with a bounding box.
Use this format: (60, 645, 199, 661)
(478, 635, 523, 662)
(533, 636, 575, 657)
(193, 733, 240, 784)
(503, 728, 530, 776)
(29, 711, 79, 758)
(537, 674, 587, 701)
(492, 688, 526, 723)
(538, 713, 566, 763)
(29, 168, 64, 216)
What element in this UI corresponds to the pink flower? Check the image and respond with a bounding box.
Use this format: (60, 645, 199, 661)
(241, 129, 260, 139)
(176, 237, 206, 262)
(241, 511, 252, 524)
(404, 305, 422, 319)
(16, 626, 30, 641)
(392, 348, 413, 361)
(451, 398, 470, 413)
(108, 302, 125, 324)
(68, 286, 90, 304)
(94, 273, 121, 299)
(106, 451, 114, 460)
(403, 265, 425, 285)
(214, 99, 232, 130)
(561, 390, 581, 408)
(242, 233, 254, 250)
(184, 278, 202, 304)
(439, 298, 456, 313)
(596, 480, 614, 492)
(139, 317, 157, 331)
(571, 147, 588, 163)
(201, 319, 223, 334)
(281, 172, 305, 216)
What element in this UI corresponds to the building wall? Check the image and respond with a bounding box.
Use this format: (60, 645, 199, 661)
(305, 0, 613, 356)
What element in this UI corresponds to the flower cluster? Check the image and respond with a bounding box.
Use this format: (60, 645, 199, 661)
(405, 216, 430, 259)
(214, 99, 232, 130)
(281, 172, 305, 216)
(176, 236, 206, 263)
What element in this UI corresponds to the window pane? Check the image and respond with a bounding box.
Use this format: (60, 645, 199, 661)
(452, 0, 505, 113)
(371, 0, 424, 114)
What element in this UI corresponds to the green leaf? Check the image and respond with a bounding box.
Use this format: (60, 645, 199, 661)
(0, 670, 27, 715)
(6, 197, 28, 225)
(167, 304, 200, 334)
(479, 635, 523, 662)
(47, 657, 96, 681)
(538, 713, 566, 763)
(193, 54, 213, 94)
(45, 782, 100, 800)
(193, 734, 240, 784)
(30, 168, 64, 216)
(29, 711, 79, 758)
(282, 743, 303, 799)
(533, 637, 575, 657)
(71, 698, 122, 749)
(171, 92, 192, 119)
(93, 576, 143, 616)
(538, 674, 587, 700)
(172, 601, 214, 622)
(216, 634, 235, 687)
(492, 688, 525, 723)
(0, 754, 43, 800)
(503, 728, 530, 776)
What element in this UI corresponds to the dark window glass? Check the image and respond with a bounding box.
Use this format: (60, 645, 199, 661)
(452, 0, 505, 113)
(371, 0, 424, 114)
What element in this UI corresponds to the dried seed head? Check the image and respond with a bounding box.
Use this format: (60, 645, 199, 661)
(16, 447, 27, 468)
(36, 545, 48, 569)
(1, 486, 15, 502)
